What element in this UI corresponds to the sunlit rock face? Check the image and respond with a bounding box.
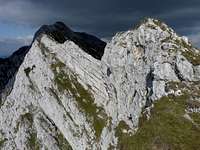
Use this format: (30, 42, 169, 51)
(0, 18, 200, 150)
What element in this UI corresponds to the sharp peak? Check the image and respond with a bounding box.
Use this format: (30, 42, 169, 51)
(52, 21, 73, 33)
(136, 17, 167, 26)
(33, 21, 73, 43)
(136, 18, 192, 44)
(114, 17, 175, 40)
(33, 21, 107, 60)
(131, 17, 172, 32)
(42, 21, 72, 31)
(141, 17, 164, 23)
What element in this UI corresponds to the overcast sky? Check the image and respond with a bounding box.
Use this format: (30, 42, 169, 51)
(0, 0, 200, 57)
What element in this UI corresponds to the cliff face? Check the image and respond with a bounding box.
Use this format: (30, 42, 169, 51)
(0, 18, 200, 150)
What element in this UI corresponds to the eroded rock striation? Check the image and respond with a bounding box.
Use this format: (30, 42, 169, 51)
(0, 18, 200, 150)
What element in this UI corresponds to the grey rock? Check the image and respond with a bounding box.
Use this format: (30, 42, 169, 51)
(0, 18, 199, 149)
(176, 54, 194, 81)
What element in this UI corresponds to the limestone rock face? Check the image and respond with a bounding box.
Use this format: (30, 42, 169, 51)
(0, 19, 200, 150)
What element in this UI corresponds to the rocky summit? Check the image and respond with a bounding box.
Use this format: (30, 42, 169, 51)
(0, 18, 200, 150)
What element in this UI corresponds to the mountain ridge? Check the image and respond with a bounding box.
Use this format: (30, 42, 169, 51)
(0, 18, 200, 150)
(33, 21, 106, 60)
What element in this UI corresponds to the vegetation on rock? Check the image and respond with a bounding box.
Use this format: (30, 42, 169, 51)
(115, 95, 200, 150)
(51, 59, 107, 139)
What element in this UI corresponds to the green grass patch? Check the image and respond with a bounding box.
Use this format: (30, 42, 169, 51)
(182, 50, 200, 66)
(21, 112, 34, 125)
(174, 39, 192, 50)
(190, 113, 200, 126)
(20, 113, 40, 149)
(115, 121, 131, 137)
(38, 42, 51, 57)
(56, 132, 73, 150)
(165, 81, 186, 92)
(0, 130, 7, 148)
(27, 132, 40, 150)
(115, 95, 200, 150)
(0, 138, 7, 148)
(51, 59, 107, 139)
(39, 115, 73, 149)
(172, 38, 200, 66)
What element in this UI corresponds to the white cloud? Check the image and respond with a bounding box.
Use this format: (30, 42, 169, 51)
(0, 0, 90, 27)
(187, 33, 200, 47)
(16, 35, 33, 45)
(181, 23, 200, 48)
(0, 35, 32, 58)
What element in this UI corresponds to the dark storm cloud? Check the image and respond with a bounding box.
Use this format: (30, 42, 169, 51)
(0, 0, 200, 36)
(0, 0, 200, 46)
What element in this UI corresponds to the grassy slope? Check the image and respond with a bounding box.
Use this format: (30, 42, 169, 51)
(115, 95, 200, 150)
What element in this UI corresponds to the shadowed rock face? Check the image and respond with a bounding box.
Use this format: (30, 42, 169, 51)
(34, 22, 106, 60)
(0, 46, 30, 92)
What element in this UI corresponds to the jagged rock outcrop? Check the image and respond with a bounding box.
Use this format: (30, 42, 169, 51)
(0, 18, 200, 150)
